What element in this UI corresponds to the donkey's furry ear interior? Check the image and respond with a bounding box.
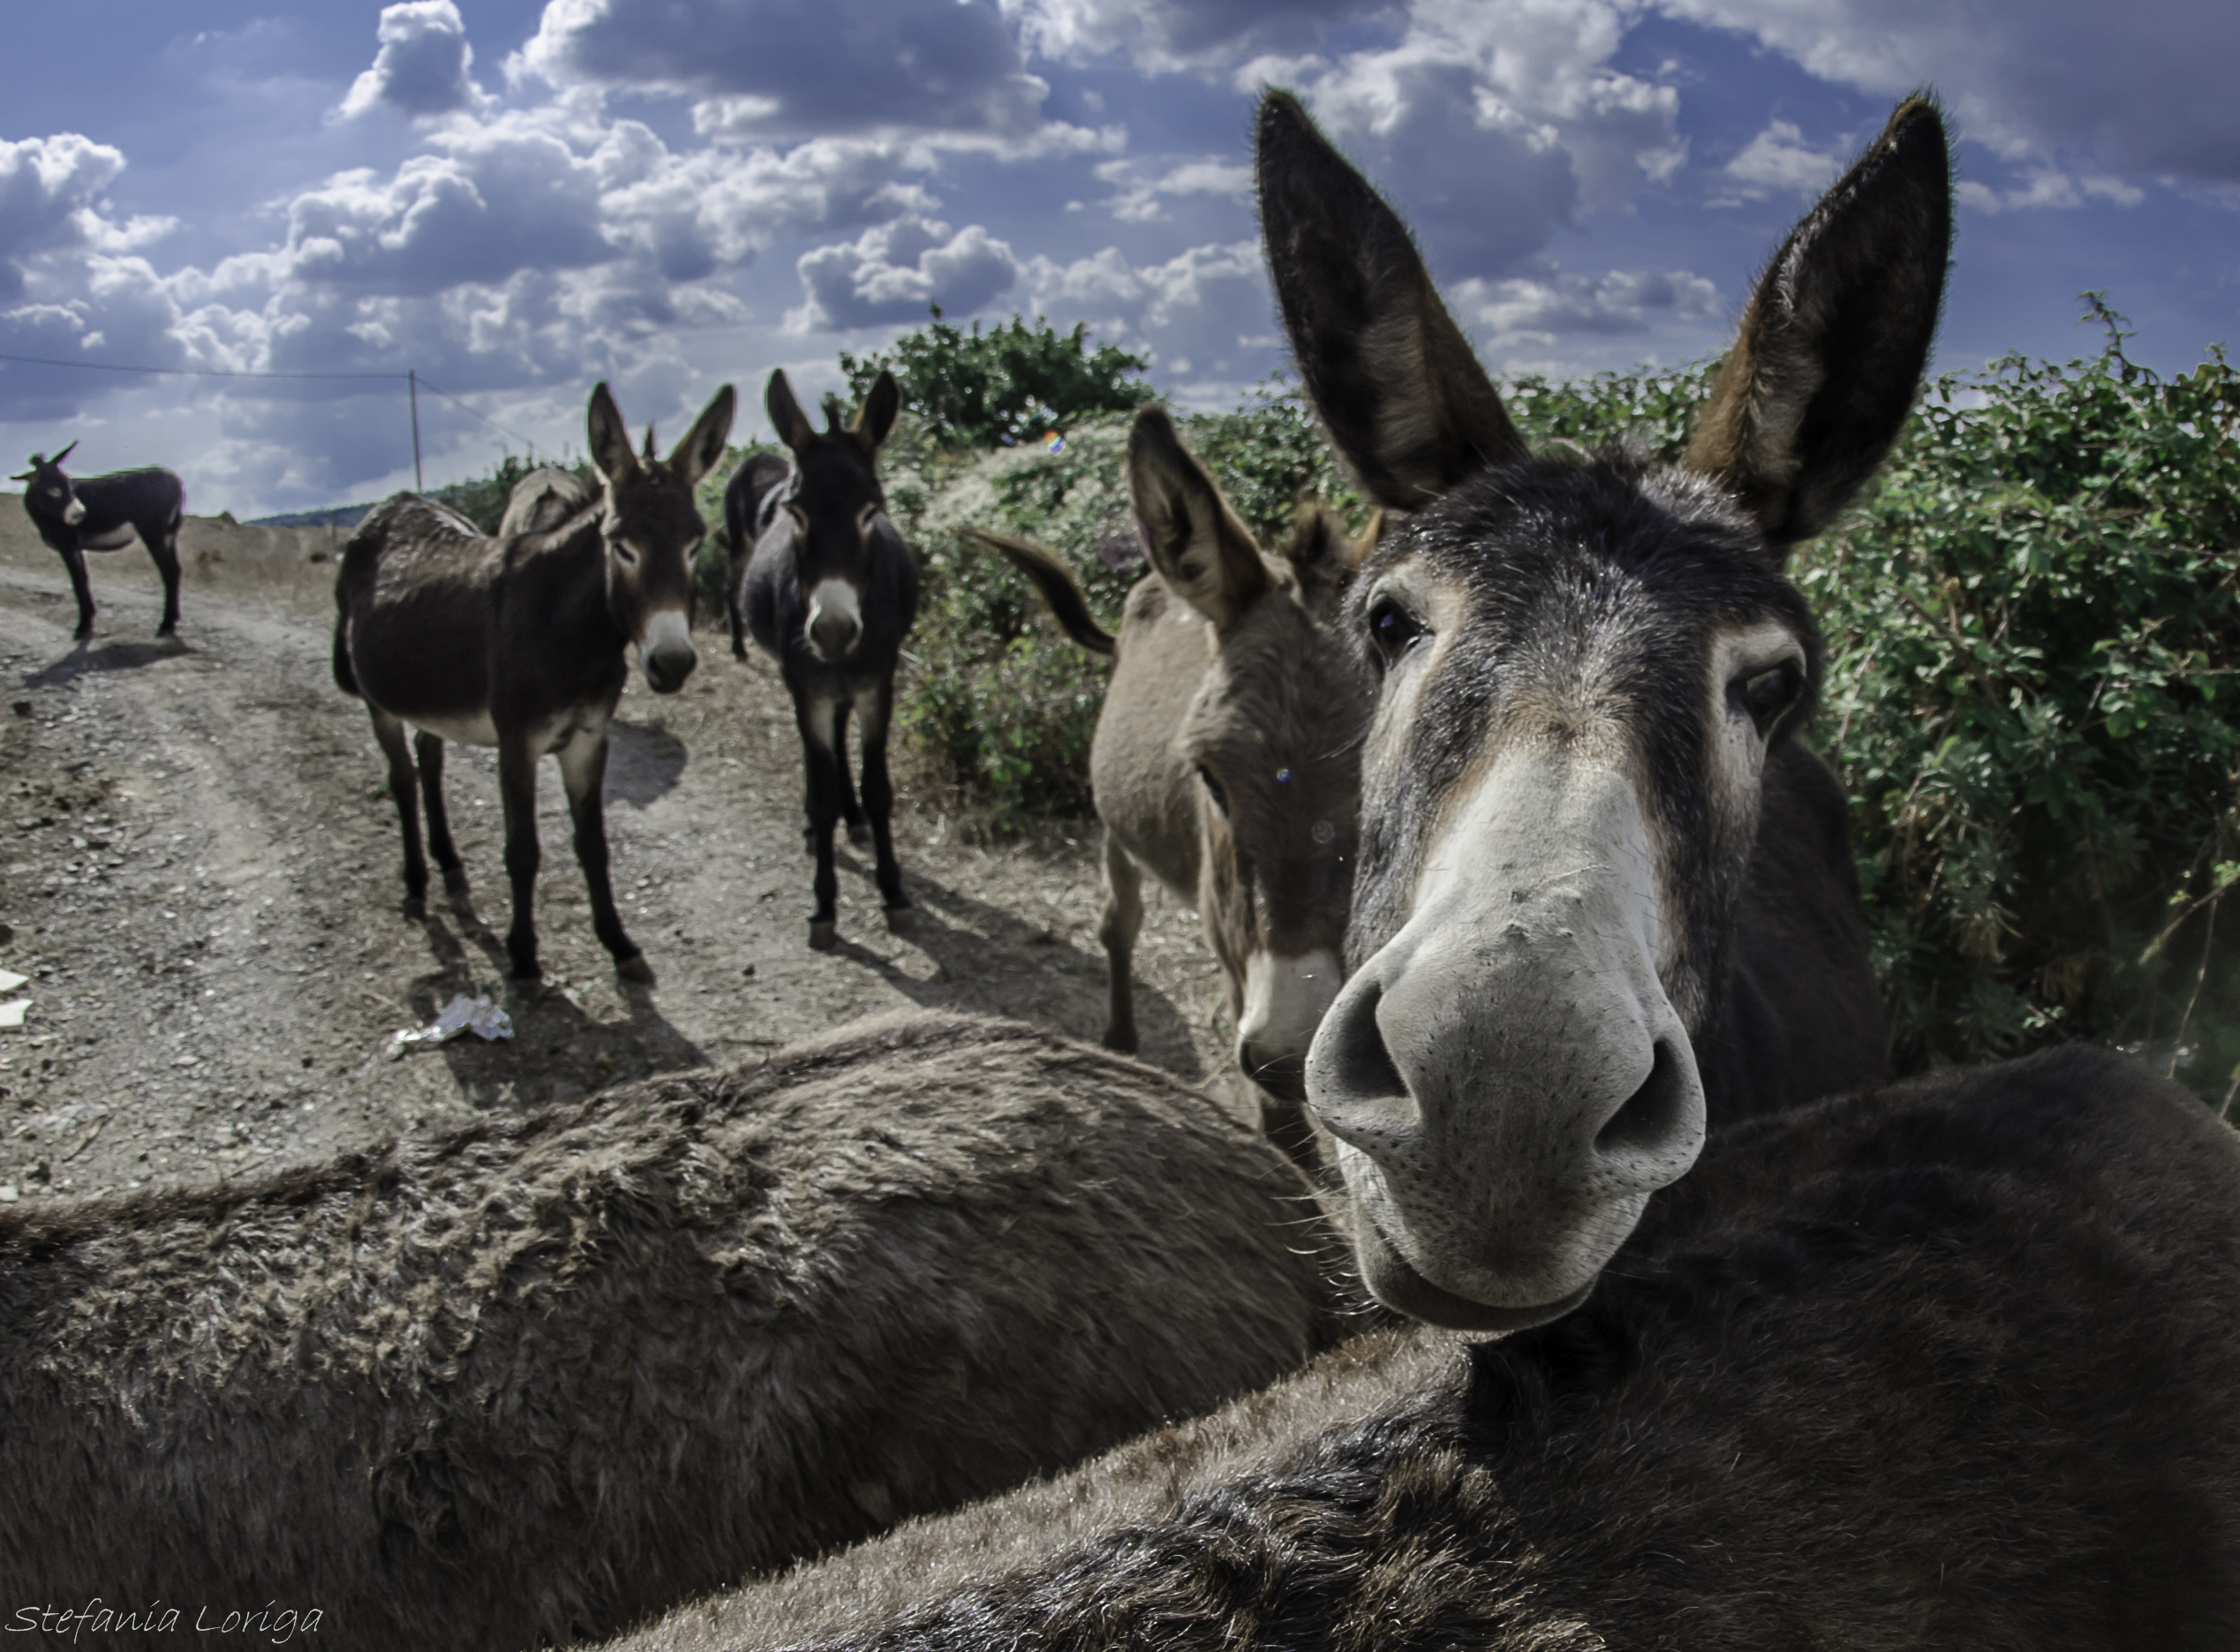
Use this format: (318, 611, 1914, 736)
(1127, 405, 1269, 630)
(1281, 504, 1372, 612)
(766, 370, 816, 453)
(670, 383, 737, 490)
(853, 371, 901, 452)
(1683, 95, 1952, 548)
(1256, 89, 1529, 510)
(586, 383, 636, 485)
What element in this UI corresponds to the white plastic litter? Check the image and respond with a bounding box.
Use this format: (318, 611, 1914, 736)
(0, 969, 26, 993)
(0, 999, 26, 1030)
(390, 994, 512, 1055)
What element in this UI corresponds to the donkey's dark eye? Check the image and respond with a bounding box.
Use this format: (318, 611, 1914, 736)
(1197, 766, 1230, 818)
(1366, 598, 1426, 666)
(1731, 662, 1802, 735)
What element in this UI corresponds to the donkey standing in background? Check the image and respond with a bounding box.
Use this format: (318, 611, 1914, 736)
(334, 381, 734, 984)
(496, 464, 594, 537)
(734, 369, 919, 949)
(724, 449, 789, 660)
(1263, 91, 1936, 1328)
(965, 405, 1372, 1168)
(11, 443, 185, 639)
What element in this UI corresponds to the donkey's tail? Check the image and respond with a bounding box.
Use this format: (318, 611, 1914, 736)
(331, 523, 372, 698)
(332, 612, 359, 698)
(962, 527, 1115, 657)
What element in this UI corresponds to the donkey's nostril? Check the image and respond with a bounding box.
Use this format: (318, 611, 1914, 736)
(1595, 1038, 1692, 1156)
(1307, 977, 1415, 1147)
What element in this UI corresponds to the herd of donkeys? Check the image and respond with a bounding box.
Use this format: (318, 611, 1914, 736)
(6, 93, 2240, 1649)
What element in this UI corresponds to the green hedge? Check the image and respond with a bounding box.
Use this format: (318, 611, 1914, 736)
(1802, 311, 2240, 1094)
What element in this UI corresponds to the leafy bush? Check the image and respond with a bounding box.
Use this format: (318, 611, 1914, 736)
(1801, 305, 2240, 1097)
(841, 314, 1155, 450)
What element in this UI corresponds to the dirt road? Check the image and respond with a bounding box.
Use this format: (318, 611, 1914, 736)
(0, 508, 1234, 1203)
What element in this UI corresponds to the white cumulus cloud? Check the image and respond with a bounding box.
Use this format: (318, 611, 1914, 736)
(789, 216, 1021, 330)
(339, 1, 486, 120)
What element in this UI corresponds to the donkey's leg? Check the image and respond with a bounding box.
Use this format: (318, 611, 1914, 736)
(557, 728, 649, 983)
(147, 519, 183, 637)
(1097, 827, 1145, 1052)
(796, 690, 847, 949)
(833, 698, 869, 844)
(728, 570, 750, 661)
(854, 675, 908, 914)
(498, 736, 544, 980)
(413, 731, 469, 896)
(368, 707, 430, 916)
(57, 542, 95, 641)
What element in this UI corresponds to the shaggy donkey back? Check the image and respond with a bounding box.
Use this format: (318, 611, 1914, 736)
(0, 1013, 1345, 1652)
(594, 1045, 2240, 1652)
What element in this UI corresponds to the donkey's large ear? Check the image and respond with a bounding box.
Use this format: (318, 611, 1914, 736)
(766, 369, 816, 453)
(586, 383, 636, 487)
(669, 383, 736, 489)
(51, 440, 77, 468)
(1684, 96, 1952, 549)
(1256, 90, 1529, 510)
(852, 370, 900, 452)
(1128, 406, 1269, 630)
(1281, 503, 1373, 615)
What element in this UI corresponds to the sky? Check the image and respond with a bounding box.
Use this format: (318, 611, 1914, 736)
(3, 0, 2236, 517)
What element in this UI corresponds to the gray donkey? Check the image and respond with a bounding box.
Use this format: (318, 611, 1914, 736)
(964, 405, 1372, 1171)
(0, 1011, 1346, 1652)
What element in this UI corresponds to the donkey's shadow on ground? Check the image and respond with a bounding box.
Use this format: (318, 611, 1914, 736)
(605, 719, 688, 809)
(22, 635, 190, 689)
(402, 895, 705, 1109)
(827, 856, 1208, 1082)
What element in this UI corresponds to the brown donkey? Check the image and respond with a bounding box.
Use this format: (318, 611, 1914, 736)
(334, 381, 734, 984)
(1263, 93, 1940, 1328)
(965, 407, 1370, 1164)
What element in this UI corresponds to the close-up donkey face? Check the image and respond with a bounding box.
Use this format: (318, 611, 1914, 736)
(1262, 88, 1951, 1328)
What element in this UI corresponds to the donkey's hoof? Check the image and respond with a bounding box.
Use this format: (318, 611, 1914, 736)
(441, 866, 471, 897)
(616, 953, 656, 985)
(845, 818, 872, 848)
(807, 918, 839, 951)
(402, 895, 427, 920)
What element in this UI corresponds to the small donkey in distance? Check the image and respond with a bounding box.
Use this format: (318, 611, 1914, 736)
(12, 443, 186, 640)
(732, 369, 919, 949)
(335, 380, 735, 984)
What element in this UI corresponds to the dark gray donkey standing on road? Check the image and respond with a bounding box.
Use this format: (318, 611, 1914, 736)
(733, 368, 919, 949)
(1266, 91, 1939, 1329)
(11, 443, 185, 639)
(334, 381, 734, 984)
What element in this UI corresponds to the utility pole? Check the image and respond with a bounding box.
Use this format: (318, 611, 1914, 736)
(409, 369, 423, 493)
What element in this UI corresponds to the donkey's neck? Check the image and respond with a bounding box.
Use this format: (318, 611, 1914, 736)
(539, 519, 630, 656)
